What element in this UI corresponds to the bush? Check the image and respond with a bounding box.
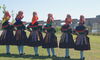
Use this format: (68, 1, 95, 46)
(55, 26, 61, 32)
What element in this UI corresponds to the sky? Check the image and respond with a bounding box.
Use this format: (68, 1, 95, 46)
(0, 0, 100, 22)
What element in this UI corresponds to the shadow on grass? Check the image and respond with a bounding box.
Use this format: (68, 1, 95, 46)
(52, 57, 80, 60)
(0, 53, 80, 60)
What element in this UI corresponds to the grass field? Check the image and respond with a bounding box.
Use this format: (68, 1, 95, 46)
(0, 32, 100, 60)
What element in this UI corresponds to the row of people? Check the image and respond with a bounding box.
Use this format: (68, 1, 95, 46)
(0, 11, 91, 60)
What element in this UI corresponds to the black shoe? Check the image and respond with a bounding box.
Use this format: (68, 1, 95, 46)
(65, 56, 70, 59)
(80, 57, 85, 60)
(6, 53, 11, 55)
(35, 54, 39, 56)
(19, 53, 25, 56)
(52, 55, 57, 57)
(47, 55, 51, 57)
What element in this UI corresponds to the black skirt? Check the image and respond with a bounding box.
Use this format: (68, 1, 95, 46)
(26, 31, 43, 47)
(0, 30, 15, 45)
(59, 33, 75, 48)
(74, 34, 91, 51)
(42, 33, 58, 48)
(15, 30, 27, 45)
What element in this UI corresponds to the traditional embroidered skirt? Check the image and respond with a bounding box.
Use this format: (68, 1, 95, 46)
(59, 33, 75, 48)
(27, 31, 43, 47)
(15, 30, 27, 45)
(42, 33, 58, 48)
(0, 30, 15, 45)
(74, 34, 91, 51)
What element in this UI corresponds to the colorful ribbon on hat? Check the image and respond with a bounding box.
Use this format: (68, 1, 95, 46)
(65, 14, 72, 24)
(47, 13, 54, 25)
(79, 15, 85, 24)
(32, 12, 38, 24)
(2, 11, 11, 23)
(15, 11, 24, 22)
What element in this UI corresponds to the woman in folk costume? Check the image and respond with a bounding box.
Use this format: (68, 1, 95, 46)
(14, 11, 27, 55)
(59, 14, 75, 58)
(0, 11, 15, 54)
(42, 13, 58, 57)
(74, 15, 90, 60)
(27, 12, 43, 56)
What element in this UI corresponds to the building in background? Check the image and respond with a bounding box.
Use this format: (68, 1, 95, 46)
(86, 15, 100, 34)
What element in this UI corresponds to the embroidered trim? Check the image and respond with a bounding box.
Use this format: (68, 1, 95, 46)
(2, 25, 9, 28)
(28, 25, 38, 28)
(75, 30, 85, 32)
(14, 24, 22, 27)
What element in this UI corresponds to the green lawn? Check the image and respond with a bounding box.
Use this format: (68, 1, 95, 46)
(0, 32, 100, 60)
